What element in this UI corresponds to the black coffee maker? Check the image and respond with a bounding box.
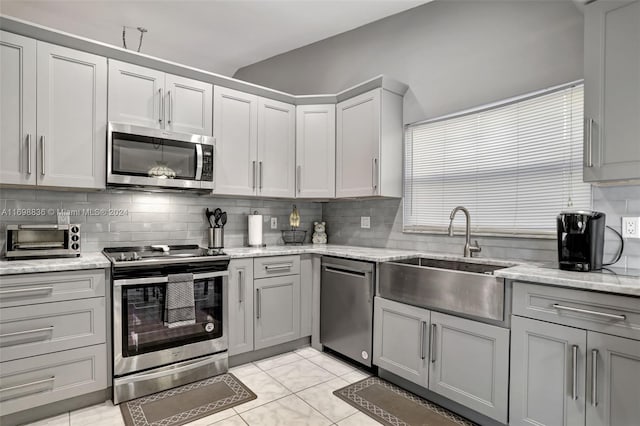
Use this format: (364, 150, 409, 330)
(557, 211, 606, 272)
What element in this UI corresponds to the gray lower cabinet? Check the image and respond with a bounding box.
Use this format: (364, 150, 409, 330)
(373, 297, 429, 386)
(0, 343, 107, 416)
(586, 332, 640, 426)
(510, 315, 587, 426)
(429, 312, 509, 423)
(228, 259, 254, 356)
(254, 274, 301, 350)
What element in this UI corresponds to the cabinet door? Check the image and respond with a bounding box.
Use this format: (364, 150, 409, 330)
(296, 105, 336, 198)
(429, 312, 509, 423)
(0, 31, 36, 186)
(336, 89, 380, 197)
(227, 259, 254, 356)
(373, 297, 429, 386)
(510, 316, 587, 426)
(36, 42, 106, 189)
(257, 98, 295, 198)
(213, 86, 258, 196)
(165, 73, 212, 136)
(584, 0, 640, 182)
(254, 275, 301, 350)
(586, 332, 640, 426)
(108, 59, 164, 128)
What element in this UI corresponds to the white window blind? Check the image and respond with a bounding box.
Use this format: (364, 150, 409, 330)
(404, 83, 591, 237)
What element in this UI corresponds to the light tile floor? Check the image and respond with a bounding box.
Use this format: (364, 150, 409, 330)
(25, 347, 376, 426)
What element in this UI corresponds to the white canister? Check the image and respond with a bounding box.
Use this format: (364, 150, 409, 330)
(248, 212, 263, 247)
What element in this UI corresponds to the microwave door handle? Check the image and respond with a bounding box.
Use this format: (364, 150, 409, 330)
(195, 144, 203, 180)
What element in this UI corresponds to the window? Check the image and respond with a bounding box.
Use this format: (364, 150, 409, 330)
(403, 82, 590, 237)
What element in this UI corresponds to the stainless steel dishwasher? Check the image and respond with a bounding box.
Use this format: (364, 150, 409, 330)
(320, 257, 375, 367)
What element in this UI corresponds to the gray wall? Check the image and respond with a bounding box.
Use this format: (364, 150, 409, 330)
(235, 0, 585, 124)
(0, 189, 322, 252)
(322, 186, 640, 268)
(238, 0, 640, 268)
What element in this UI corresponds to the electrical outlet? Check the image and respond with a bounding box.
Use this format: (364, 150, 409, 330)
(270, 217, 278, 229)
(622, 217, 640, 239)
(361, 216, 371, 229)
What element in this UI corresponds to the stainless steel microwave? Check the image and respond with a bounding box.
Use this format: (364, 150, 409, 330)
(107, 122, 214, 191)
(5, 224, 81, 259)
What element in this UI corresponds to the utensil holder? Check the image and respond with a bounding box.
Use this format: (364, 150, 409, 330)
(209, 227, 224, 249)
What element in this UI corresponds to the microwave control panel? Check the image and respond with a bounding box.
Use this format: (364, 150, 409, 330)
(202, 145, 214, 181)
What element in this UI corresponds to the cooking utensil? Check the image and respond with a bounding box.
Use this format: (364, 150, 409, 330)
(205, 208, 215, 228)
(220, 212, 227, 227)
(213, 208, 222, 226)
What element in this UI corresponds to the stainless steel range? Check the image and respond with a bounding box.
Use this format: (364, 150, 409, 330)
(103, 245, 230, 404)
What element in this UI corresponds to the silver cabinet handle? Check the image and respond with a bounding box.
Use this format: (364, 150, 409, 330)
(0, 286, 53, 297)
(585, 118, 593, 167)
(297, 165, 301, 193)
(553, 304, 626, 321)
(430, 323, 437, 363)
(259, 161, 263, 190)
(252, 161, 256, 190)
(167, 90, 173, 124)
(0, 326, 54, 339)
(372, 158, 378, 192)
(0, 376, 55, 397)
(420, 321, 427, 360)
(40, 135, 45, 175)
(26, 134, 32, 175)
(238, 270, 243, 304)
(158, 88, 164, 124)
(572, 344, 578, 401)
(256, 288, 261, 319)
(591, 349, 598, 407)
(265, 263, 293, 271)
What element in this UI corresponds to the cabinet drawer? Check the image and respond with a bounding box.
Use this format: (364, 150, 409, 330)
(0, 269, 105, 307)
(513, 282, 640, 340)
(0, 344, 107, 416)
(254, 255, 300, 278)
(0, 298, 106, 362)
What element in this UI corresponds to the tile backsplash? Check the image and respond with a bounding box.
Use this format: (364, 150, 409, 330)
(0, 189, 322, 252)
(323, 185, 640, 268)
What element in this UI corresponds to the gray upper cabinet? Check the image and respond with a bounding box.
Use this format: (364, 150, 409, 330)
(429, 312, 509, 424)
(586, 332, 640, 426)
(228, 259, 254, 356)
(214, 86, 259, 196)
(214, 86, 295, 198)
(0, 31, 36, 186)
(295, 105, 336, 199)
(257, 97, 296, 198)
(0, 34, 106, 189)
(254, 274, 301, 350)
(336, 88, 403, 198)
(373, 297, 429, 386)
(108, 60, 213, 135)
(510, 315, 587, 426)
(37, 42, 107, 189)
(583, 0, 640, 182)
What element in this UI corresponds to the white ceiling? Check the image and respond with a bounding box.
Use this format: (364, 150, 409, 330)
(0, 0, 427, 76)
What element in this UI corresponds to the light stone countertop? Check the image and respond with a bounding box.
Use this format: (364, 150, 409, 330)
(0, 252, 111, 276)
(224, 244, 420, 263)
(494, 264, 640, 297)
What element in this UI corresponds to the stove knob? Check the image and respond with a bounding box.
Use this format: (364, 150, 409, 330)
(119, 253, 127, 261)
(71, 243, 79, 251)
(132, 252, 141, 261)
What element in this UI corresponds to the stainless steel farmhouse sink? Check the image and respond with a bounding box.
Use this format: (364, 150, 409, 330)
(378, 257, 509, 323)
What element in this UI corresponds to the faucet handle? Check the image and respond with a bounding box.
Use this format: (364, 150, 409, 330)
(470, 240, 482, 253)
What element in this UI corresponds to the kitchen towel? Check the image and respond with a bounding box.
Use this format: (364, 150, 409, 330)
(248, 213, 263, 246)
(164, 273, 196, 328)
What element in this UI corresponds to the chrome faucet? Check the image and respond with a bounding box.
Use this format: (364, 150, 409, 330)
(448, 206, 481, 257)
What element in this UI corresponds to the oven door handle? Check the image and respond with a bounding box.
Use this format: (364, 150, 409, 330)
(113, 271, 228, 287)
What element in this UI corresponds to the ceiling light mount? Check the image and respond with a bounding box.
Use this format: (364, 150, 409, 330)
(122, 26, 148, 52)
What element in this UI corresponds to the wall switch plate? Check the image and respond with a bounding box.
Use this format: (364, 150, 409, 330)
(622, 217, 640, 238)
(270, 217, 278, 229)
(361, 216, 371, 229)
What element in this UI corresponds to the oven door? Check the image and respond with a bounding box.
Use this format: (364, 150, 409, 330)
(107, 122, 214, 190)
(113, 271, 227, 376)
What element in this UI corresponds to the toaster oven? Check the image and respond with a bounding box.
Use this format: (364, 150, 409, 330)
(5, 224, 81, 259)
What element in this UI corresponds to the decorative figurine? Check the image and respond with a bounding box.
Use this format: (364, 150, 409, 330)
(312, 221, 327, 244)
